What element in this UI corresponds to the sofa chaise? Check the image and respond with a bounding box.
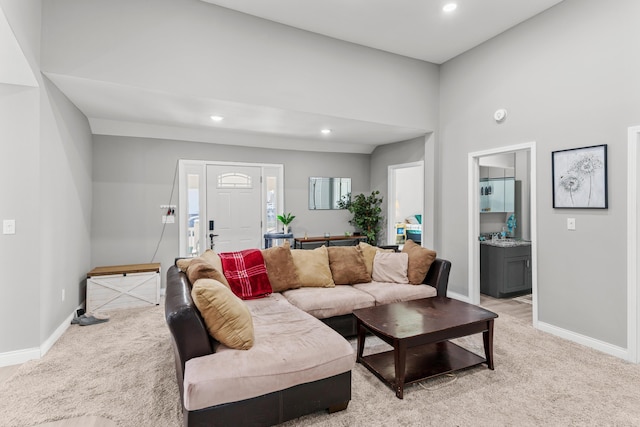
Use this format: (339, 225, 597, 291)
(165, 241, 451, 427)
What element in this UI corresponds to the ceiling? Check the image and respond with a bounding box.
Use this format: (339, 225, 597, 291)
(201, 0, 564, 64)
(44, 0, 563, 153)
(0, 7, 38, 88)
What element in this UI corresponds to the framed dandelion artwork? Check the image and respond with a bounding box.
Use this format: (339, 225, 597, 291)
(552, 144, 608, 209)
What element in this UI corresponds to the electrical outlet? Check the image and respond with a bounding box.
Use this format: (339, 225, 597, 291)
(3, 219, 15, 235)
(61, 289, 66, 302)
(567, 218, 576, 231)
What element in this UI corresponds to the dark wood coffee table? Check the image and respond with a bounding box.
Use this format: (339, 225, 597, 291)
(353, 297, 498, 399)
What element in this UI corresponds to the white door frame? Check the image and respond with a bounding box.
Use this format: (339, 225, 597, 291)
(178, 159, 284, 256)
(388, 161, 424, 246)
(468, 142, 538, 327)
(627, 126, 640, 363)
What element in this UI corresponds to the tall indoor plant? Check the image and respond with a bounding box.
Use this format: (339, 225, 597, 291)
(338, 191, 384, 245)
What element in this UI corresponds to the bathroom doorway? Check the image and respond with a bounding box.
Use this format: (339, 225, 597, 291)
(388, 162, 424, 247)
(468, 142, 538, 327)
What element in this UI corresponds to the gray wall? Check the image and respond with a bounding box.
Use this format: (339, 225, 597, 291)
(0, 0, 92, 355)
(439, 0, 640, 347)
(92, 135, 370, 287)
(370, 137, 427, 245)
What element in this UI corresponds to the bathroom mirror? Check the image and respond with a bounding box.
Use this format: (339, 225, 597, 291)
(479, 153, 515, 213)
(309, 177, 351, 210)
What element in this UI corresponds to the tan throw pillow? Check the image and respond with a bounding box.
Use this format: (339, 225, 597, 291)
(191, 278, 254, 350)
(201, 249, 224, 272)
(261, 242, 301, 292)
(176, 257, 193, 272)
(177, 250, 230, 287)
(290, 246, 335, 288)
(327, 246, 370, 285)
(372, 252, 409, 284)
(186, 258, 229, 289)
(402, 239, 437, 285)
(358, 242, 395, 277)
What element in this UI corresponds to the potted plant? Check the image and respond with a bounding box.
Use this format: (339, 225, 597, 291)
(277, 212, 296, 234)
(337, 191, 384, 245)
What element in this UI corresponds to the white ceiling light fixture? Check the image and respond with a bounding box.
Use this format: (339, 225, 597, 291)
(443, 3, 458, 13)
(321, 128, 332, 135)
(210, 115, 224, 122)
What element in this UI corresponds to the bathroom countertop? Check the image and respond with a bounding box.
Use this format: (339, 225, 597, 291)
(480, 239, 531, 248)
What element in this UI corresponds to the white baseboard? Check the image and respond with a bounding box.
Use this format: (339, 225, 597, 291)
(0, 303, 83, 368)
(40, 311, 75, 358)
(537, 321, 629, 361)
(0, 348, 40, 368)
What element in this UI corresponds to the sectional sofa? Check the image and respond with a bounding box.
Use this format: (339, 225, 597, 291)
(165, 241, 451, 427)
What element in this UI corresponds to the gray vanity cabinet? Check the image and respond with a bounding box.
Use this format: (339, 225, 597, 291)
(480, 243, 532, 298)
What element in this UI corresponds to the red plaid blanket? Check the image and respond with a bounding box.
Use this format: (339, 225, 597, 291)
(219, 249, 272, 300)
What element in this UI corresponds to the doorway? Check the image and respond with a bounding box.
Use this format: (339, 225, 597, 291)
(626, 125, 640, 363)
(178, 160, 284, 256)
(388, 162, 424, 247)
(207, 164, 262, 252)
(468, 142, 538, 327)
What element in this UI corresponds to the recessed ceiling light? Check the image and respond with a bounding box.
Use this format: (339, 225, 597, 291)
(210, 115, 224, 122)
(321, 129, 332, 135)
(443, 3, 457, 12)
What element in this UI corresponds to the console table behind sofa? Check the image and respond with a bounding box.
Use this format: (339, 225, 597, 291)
(294, 235, 368, 249)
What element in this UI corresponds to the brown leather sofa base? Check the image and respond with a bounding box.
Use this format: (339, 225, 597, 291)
(184, 371, 350, 427)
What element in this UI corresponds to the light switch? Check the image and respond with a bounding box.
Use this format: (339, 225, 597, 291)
(3, 219, 15, 235)
(567, 218, 576, 231)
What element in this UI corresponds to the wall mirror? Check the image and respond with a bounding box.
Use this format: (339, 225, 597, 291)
(309, 177, 351, 210)
(479, 153, 515, 213)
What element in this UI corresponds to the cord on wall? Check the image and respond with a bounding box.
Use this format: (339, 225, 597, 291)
(150, 159, 179, 263)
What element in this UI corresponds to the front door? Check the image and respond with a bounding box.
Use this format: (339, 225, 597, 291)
(207, 165, 262, 252)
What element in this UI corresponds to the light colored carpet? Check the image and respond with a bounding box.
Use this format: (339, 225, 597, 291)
(2, 303, 640, 426)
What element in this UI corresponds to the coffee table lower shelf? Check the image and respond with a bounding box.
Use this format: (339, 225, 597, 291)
(358, 341, 486, 393)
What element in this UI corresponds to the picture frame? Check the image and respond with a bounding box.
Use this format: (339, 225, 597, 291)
(552, 144, 608, 209)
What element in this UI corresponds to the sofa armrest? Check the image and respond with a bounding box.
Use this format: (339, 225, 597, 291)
(165, 266, 213, 375)
(423, 258, 451, 297)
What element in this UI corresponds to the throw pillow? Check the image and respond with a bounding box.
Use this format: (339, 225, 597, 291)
(177, 249, 230, 288)
(219, 249, 272, 300)
(191, 278, 254, 350)
(372, 252, 409, 284)
(186, 257, 229, 289)
(261, 242, 301, 292)
(358, 242, 395, 278)
(176, 257, 193, 272)
(402, 239, 437, 285)
(327, 246, 370, 285)
(290, 246, 335, 288)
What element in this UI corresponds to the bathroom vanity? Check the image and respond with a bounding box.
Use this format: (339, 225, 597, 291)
(480, 240, 532, 298)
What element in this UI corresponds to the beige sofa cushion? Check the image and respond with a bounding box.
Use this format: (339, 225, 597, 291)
(282, 285, 375, 319)
(261, 241, 300, 293)
(186, 258, 229, 289)
(402, 239, 437, 285)
(327, 246, 370, 285)
(353, 282, 437, 305)
(177, 250, 230, 288)
(358, 242, 395, 277)
(290, 246, 335, 288)
(371, 252, 409, 284)
(191, 278, 254, 350)
(183, 293, 355, 410)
